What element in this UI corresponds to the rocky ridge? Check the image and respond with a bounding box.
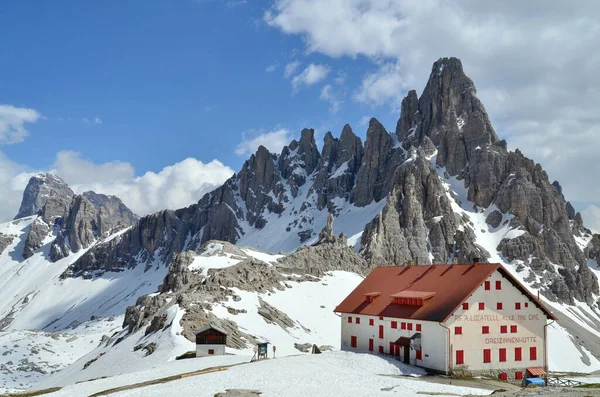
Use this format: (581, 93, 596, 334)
(15, 173, 138, 261)
(122, 218, 369, 351)
(58, 57, 598, 308)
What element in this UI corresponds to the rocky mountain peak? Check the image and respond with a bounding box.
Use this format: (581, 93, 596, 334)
(298, 128, 320, 175)
(15, 173, 74, 222)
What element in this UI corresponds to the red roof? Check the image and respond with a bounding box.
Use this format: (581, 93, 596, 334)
(334, 263, 556, 322)
(390, 291, 436, 299)
(527, 367, 546, 376)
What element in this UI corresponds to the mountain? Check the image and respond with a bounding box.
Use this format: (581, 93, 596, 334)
(2, 57, 600, 393)
(66, 58, 598, 308)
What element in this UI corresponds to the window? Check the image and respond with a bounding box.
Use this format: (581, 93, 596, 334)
(369, 319, 374, 326)
(348, 316, 352, 323)
(515, 371, 523, 380)
(401, 322, 407, 330)
(496, 280, 502, 290)
(515, 302, 521, 310)
(379, 316, 384, 320)
(391, 321, 398, 329)
(510, 325, 517, 333)
(356, 317, 361, 325)
(525, 302, 529, 308)
(499, 348, 507, 362)
(463, 302, 469, 310)
(208, 349, 215, 355)
(485, 281, 491, 290)
(515, 347, 522, 361)
(379, 325, 384, 339)
(351, 336, 357, 348)
(530, 346, 537, 361)
(416, 349, 422, 360)
(483, 349, 491, 363)
(369, 339, 374, 351)
(416, 324, 422, 332)
(479, 302, 485, 310)
(455, 326, 463, 335)
(379, 346, 384, 354)
(501, 325, 507, 334)
(456, 350, 464, 365)
(389, 342, 395, 355)
(482, 326, 490, 334)
(497, 302, 503, 310)
(407, 323, 413, 331)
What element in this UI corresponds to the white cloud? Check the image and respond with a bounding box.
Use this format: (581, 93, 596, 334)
(284, 61, 301, 78)
(94, 116, 102, 124)
(0, 151, 234, 222)
(320, 84, 342, 114)
(226, 0, 246, 7)
(235, 128, 292, 156)
(265, 0, 600, 216)
(265, 62, 279, 72)
(291, 63, 331, 92)
(582, 205, 600, 234)
(0, 104, 41, 144)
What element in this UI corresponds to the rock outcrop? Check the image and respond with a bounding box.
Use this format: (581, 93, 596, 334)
(15, 173, 138, 261)
(0, 233, 15, 255)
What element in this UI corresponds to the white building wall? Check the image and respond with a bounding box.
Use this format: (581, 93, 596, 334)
(340, 313, 448, 373)
(444, 269, 548, 375)
(196, 344, 226, 357)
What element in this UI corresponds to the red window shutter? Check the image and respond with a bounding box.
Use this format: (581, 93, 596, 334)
(525, 302, 529, 308)
(479, 302, 485, 310)
(401, 322, 406, 330)
(515, 302, 521, 310)
(455, 326, 462, 335)
(369, 318, 374, 326)
(368, 339, 374, 351)
(496, 280, 501, 290)
(351, 336, 357, 348)
(497, 302, 503, 310)
(389, 342, 395, 355)
(356, 317, 361, 325)
(379, 325, 384, 339)
(485, 281, 490, 290)
(408, 323, 413, 331)
(348, 316, 352, 323)
(456, 350, 464, 365)
(501, 325, 507, 334)
(530, 346, 537, 360)
(515, 371, 523, 380)
(462, 302, 469, 310)
(416, 349, 422, 360)
(379, 316, 384, 320)
(511, 325, 517, 333)
(208, 349, 214, 355)
(499, 348, 507, 362)
(379, 345, 384, 354)
(482, 326, 489, 334)
(483, 349, 491, 363)
(391, 321, 398, 329)
(416, 324, 422, 332)
(515, 347, 522, 361)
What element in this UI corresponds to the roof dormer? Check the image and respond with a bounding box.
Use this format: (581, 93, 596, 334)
(391, 291, 436, 306)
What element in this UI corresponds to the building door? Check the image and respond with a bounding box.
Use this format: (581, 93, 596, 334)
(379, 325, 384, 339)
(403, 346, 410, 364)
(368, 339, 374, 351)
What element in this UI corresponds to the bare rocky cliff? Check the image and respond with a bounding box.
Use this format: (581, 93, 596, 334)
(15, 174, 138, 261)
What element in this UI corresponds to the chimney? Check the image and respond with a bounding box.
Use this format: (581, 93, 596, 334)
(473, 257, 480, 264)
(407, 260, 415, 267)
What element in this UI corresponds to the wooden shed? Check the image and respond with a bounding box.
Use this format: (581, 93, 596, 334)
(194, 324, 228, 357)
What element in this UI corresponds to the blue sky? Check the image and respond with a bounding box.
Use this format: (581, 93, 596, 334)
(0, 0, 388, 174)
(1, 0, 599, 230)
